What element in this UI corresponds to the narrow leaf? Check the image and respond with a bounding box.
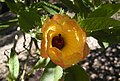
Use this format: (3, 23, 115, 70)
(88, 3, 120, 18)
(83, 0, 95, 8)
(80, 17, 120, 32)
(64, 65, 90, 81)
(9, 49, 19, 80)
(40, 61, 63, 81)
(42, 5, 58, 15)
(74, 0, 92, 18)
(0, 18, 18, 29)
(59, 0, 79, 13)
(43, 2, 60, 11)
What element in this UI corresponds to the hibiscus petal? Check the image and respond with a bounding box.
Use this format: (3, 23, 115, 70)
(48, 47, 65, 67)
(83, 43, 90, 59)
(41, 14, 89, 68)
(41, 38, 48, 58)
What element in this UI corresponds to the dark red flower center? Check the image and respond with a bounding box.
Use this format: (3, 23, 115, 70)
(52, 34, 64, 49)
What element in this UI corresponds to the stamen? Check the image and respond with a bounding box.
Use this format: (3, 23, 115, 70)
(59, 34, 61, 38)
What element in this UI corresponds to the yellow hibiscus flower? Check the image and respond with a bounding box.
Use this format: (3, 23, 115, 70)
(41, 14, 90, 68)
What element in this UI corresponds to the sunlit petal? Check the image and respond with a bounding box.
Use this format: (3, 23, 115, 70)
(41, 14, 90, 68)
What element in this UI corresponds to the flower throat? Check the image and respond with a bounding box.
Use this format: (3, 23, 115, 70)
(52, 34, 64, 49)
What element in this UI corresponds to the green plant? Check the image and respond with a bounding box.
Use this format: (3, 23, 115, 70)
(0, 0, 120, 81)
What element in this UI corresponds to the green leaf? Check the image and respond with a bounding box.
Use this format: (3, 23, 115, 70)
(5, 0, 20, 14)
(40, 61, 63, 81)
(90, 28, 120, 43)
(91, 0, 102, 7)
(31, 2, 42, 9)
(64, 65, 90, 81)
(18, 10, 41, 32)
(36, 1, 61, 15)
(43, 2, 60, 11)
(83, 0, 95, 8)
(102, 42, 109, 48)
(74, 0, 92, 18)
(28, 58, 50, 76)
(42, 5, 58, 15)
(9, 49, 19, 80)
(80, 17, 120, 32)
(88, 3, 120, 18)
(0, 18, 18, 29)
(34, 57, 50, 69)
(59, 0, 79, 13)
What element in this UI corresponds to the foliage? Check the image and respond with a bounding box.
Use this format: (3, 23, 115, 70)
(0, 0, 120, 81)
(40, 61, 63, 81)
(64, 65, 90, 81)
(8, 49, 19, 81)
